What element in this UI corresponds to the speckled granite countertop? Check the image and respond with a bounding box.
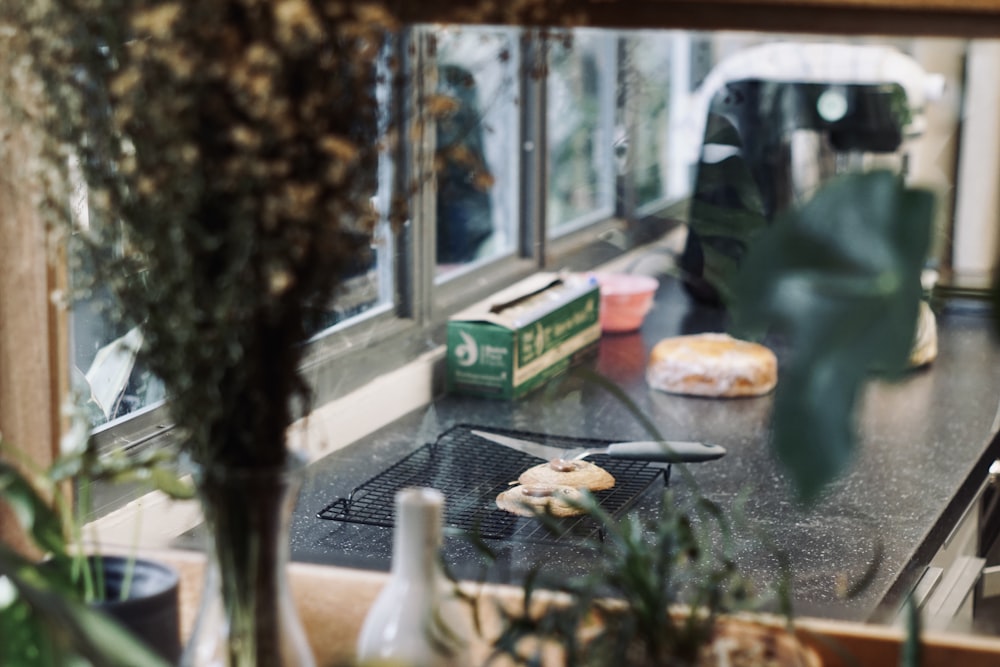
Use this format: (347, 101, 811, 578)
(289, 277, 1000, 625)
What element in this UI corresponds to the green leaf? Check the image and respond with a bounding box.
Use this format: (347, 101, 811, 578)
(47, 453, 84, 484)
(150, 467, 196, 500)
(688, 201, 771, 239)
(690, 157, 766, 217)
(900, 594, 922, 667)
(730, 171, 934, 502)
(0, 461, 67, 558)
(685, 129, 770, 299)
(0, 549, 170, 667)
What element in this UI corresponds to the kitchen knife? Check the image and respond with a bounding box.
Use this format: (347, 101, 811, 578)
(471, 430, 726, 464)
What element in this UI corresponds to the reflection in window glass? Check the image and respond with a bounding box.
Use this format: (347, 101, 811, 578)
(546, 30, 616, 233)
(677, 34, 956, 303)
(621, 32, 675, 213)
(431, 26, 521, 276)
(307, 40, 396, 335)
(69, 44, 395, 429)
(687, 35, 940, 217)
(66, 28, 967, 431)
(68, 219, 166, 428)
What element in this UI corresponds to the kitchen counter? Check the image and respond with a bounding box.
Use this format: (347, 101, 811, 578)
(288, 275, 1000, 625)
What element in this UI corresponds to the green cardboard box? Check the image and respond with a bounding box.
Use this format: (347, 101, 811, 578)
(446, 273, 601, 399)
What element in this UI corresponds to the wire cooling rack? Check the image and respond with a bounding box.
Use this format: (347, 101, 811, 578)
(317, 423, 666, 543)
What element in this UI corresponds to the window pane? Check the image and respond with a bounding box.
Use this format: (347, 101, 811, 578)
(677, 33, 957, 302)
(69, 42, 397, 428)
(68, 229, 167, 428)
(621, 32, 680, 212)
(546, 30, 617, 233)
(307, 40, 396, 335)
(432, 26, 521, 276)
(70, 223, 395, 431)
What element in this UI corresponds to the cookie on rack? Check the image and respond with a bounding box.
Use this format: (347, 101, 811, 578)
(517, 458, 616, 492)
(495, 484, 586, 517)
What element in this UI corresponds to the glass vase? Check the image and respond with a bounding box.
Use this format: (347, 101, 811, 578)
(180, 456, 315, 667)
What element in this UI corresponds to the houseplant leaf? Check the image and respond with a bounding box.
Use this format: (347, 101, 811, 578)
(0, 549, 170, 667)
(729, 170, 934, 502)
(0, 460, 66, 558)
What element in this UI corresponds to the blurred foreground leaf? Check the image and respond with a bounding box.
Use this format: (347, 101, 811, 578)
(992, 270, 1000, 340)
(900, 594, 922, 667)
(0, 460, 66, 558)
(730, 171, 934, 503)
(0, 549, 170, 667)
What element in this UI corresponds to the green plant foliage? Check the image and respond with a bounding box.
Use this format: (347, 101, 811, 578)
(0, 461, 67, 560)
(729, 170, 934, 503)
(485, 490, 785, 667)
(0, 549, 169, 667)
(53, 445, 196, 502)
(684, 113, 770, 304)
(0, 435, 189, 665)
(899, 595, 921, 667)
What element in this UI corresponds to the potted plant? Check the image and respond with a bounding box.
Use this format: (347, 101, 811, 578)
(482, 487, 820, 667)
(457, 368, 814, 666)
(0, 1, 396, 665)
(0, 430, 191, 666)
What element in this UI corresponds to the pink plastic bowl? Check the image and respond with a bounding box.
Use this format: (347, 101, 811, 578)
(595, 273, 659, 333)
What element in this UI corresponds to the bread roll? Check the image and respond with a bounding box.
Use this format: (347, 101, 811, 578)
(495, 484, 586, 517)
(646, 333, 777, 398)
(518, 459, 616, 491)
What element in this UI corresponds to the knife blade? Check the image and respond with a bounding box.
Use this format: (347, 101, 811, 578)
(471, 430, 726, 464)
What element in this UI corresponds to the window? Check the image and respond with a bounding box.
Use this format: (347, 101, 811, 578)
(70, 38, 400, 431)
(305, 38, 398, 335)
(73, 25, 687, 453)
(75, 27, 969, 471)
(430, 26, 521, 277)
(620, 32, 685, 214)
(68, 186, 166, 429)
(546, 30, 617, 233)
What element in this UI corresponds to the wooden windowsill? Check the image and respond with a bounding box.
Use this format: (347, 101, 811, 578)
(142, 547, 1000, 667)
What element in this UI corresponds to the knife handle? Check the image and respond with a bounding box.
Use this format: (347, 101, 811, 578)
(606, 440, 726, 462)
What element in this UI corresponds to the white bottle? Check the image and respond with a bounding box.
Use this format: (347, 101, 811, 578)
(356, 487, 471, 667)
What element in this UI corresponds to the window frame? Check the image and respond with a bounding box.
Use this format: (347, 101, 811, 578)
(75, 21, 970, 518)
(81, 26, 692, 459)
(77, 25, 684, 502)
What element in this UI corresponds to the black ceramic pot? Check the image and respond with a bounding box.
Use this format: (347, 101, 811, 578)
(90, 555, 181, 664)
